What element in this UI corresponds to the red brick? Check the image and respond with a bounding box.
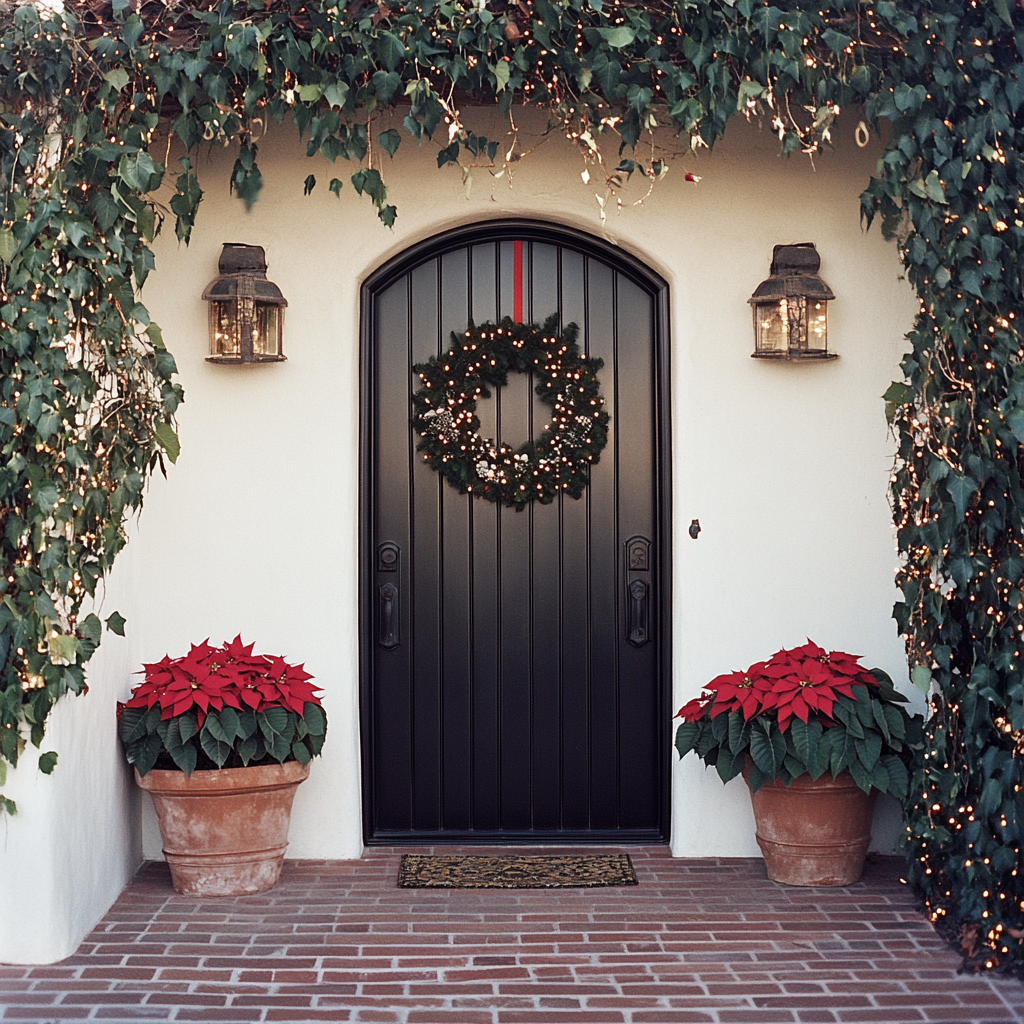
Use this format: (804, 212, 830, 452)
(80, 967, 158, 980)
(443, 967, 531, 982)
(407, 1014, 494, 1023)
(496, 1014, 625, 1023)
(265, 1013, 351, 1022)
(632, 1015, 716, 1023)
(0, 1008, 93, 1019)
(717, 1013, 797, 1023)
(835, 1011, 926, 1022)
(145, 994, 230, 1006)
(60, 993, 149, 1005)
(169, 1010, 264, 1022)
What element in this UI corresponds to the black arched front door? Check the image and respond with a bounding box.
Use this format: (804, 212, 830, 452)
(360, 221, 671, 843)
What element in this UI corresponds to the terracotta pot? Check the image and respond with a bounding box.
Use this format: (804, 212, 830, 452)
(743, 764, 877, 886)
(136, 760, 310, 896)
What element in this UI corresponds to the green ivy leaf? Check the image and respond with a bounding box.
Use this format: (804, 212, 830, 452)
(104, 67, 130, 92)
(599, 26, 635, 48)
(945, 473, 978, 520)
(323, 81, 349, 109)
(376, 31, 406, 72)
(105, 611, 126, 636)
(378, 129, 401, 158)
(153, 423, 180, 463)
(911, 664, 932, 693)
(0, 228, 18, 265)
(493, 60, 511, 92)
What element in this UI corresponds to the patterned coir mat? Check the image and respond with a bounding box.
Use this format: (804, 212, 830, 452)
(397, 853, 639, 889)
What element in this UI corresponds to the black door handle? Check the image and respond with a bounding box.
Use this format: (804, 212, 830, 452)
(379, 582, 399, 649)
(627, 578, 649, 648)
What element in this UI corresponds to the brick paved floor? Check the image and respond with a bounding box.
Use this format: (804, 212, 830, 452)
(2, 847, 1023, 1024)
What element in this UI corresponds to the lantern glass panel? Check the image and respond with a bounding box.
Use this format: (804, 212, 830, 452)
(755, 299, 789, 354)
(210, 301, 239, 357)
(253, 304, 281, 357)
(809, 300, 827, 350)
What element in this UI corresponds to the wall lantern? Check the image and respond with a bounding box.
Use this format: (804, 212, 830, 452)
(748, 243, 836, 361)
(202, 243, 287, 363)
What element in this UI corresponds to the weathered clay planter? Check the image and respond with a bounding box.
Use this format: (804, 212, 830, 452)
(743, 764, 877, 886)
(136, 760, 309, 896)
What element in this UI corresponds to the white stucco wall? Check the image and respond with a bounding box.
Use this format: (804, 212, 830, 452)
(0, 549, 141, 964)
(0, 105, 922, 964)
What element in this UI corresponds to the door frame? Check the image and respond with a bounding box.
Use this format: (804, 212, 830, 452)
(359, 218, 673, 844)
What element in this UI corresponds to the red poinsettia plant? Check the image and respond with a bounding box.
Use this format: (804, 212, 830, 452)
(117, 637, 327, 776)
(674, 641, 923, 797)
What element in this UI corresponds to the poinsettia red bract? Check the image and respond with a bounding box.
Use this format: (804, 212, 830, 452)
(123, 636, 323, 726)
(675, 640, 880, 732)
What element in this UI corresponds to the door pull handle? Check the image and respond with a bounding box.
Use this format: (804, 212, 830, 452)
(627, 578, 649, 648)
(379, 582, 399, 649)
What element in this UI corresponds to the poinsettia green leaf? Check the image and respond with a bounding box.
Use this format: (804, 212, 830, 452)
(715, 747, 743, 783)
(883, 704, 907, 742)
(167, 738, 197, 775)
(829, 727, 851, 777)
(177, 712, 197, 745)
(727, 712, 748, 755)
(119, 706, 148, 744)
(133, 733, 163, 777)
(218, 706, 241, 741)
(746, 761, 770, 794)
(834, 699, 865, 739)
(200, 725, 231, 767)
(203, 711, 229, 744)
(237, 735, 257, 766)
(302, 702, 326, 737)
(869, 759, 890, 793)
(675, 721, 699, 758)
(856, 732, 883, 772)
(750, 720, 780, 778)
(882, 755, 909, 799)
(847, 757, 873, 794)
(871, 700, 891, 744)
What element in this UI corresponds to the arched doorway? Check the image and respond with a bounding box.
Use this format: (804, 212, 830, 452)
(360, 220, 671, 843)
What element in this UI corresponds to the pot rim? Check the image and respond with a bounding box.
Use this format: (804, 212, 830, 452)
(134, 759, 310, 795)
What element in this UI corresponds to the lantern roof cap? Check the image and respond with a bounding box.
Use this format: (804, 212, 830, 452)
(748, 242, 835, 304)
(202, 243, 288, 305)
(218, 243, 268, 275)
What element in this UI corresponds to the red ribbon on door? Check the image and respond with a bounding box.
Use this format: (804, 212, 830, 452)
(513, 240, 523, 323)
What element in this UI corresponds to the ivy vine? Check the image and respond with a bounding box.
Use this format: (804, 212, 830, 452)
(2, 0, 1023, 972)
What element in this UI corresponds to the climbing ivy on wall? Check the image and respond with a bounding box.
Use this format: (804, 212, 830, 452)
(1, 0, 1023, 971)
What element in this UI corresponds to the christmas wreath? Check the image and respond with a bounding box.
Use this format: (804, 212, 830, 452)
(412, 316, 610, 509)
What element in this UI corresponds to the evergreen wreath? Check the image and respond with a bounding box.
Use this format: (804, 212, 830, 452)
(412, 316, 609, 509)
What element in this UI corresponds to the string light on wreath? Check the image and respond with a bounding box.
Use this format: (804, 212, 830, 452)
(412, 316, 609, 509)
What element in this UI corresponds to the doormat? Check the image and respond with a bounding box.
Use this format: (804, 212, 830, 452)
(397, 853, 638, 889)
